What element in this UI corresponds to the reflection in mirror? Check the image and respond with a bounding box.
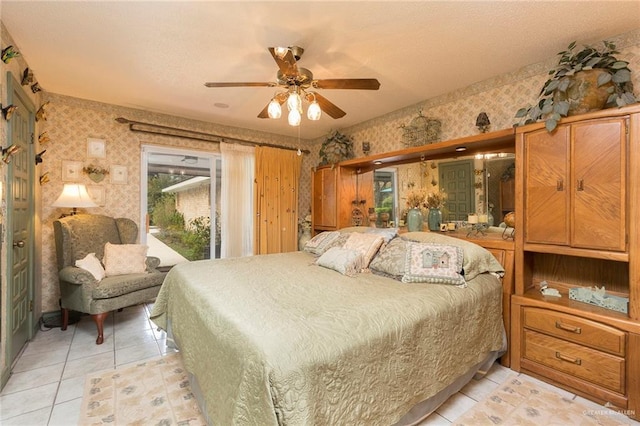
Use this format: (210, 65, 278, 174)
(372, 168, 398, 227)
(439, 159, 475, 222)
(485, 155, 516, 224)
(394, 153, 515, 227)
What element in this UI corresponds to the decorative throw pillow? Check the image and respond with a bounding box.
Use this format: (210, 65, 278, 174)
(324, 232, 351, 252)
(303, 231, 340, 255)
(316, 247, 365, 276)
(401, 232, 504, 280)
(366, 228, 398, 243)
(103, 243, 148, 276)
(343, 232, 385, 268)
(369, 237, 408, 280)
(338, 226, 370, 234)
(402, 242, 465, 285)
(75, 253, 106, 281)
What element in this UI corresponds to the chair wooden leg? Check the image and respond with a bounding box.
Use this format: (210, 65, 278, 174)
(91, 312, 109, 345)
(61, 308, 69, 331)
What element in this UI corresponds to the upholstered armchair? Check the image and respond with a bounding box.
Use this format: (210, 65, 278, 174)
(53, 214, 167, 344)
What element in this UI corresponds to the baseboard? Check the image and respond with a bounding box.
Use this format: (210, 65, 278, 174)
(40, 310, 81, 328)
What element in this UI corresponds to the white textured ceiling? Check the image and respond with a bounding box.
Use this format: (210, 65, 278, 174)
(2, 1, 639, 139)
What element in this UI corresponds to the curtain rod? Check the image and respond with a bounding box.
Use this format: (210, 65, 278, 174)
(115, 117, 310, 154)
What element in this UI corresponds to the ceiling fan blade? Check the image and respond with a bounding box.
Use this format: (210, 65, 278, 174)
(205, 82, 274, 88)
(313, 78, 381, 90)
(312, 92, 346, 119)
(268, 47, 299, 77)
(257, 103, 271, 119)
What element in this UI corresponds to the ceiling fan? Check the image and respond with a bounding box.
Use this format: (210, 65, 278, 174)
(204, 46, 380, 126)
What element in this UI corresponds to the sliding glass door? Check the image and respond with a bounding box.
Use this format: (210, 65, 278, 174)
(141, 145, 220, 266)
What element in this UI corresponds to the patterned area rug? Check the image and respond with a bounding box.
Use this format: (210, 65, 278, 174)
(80, 353, 205, 425)
(81, 356, 635, 425)
(456, 375, 634, 426)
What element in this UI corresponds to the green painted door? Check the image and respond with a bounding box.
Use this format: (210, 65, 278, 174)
(439, 160, 474, 221)
(6, 76, 35, 366)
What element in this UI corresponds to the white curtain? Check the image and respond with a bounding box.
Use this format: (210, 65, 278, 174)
(220, 142, 255, 257)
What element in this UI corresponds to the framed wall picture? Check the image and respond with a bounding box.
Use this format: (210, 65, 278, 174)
(87, 138, 106, 158)
(87, 185, 106, 206)
(61, 160, 83, 182)
(110, 165, 128, 184)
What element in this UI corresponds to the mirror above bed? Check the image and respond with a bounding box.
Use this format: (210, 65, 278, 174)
(312, 127, 516, 234)
(404, 154, 512, 222)
(372, 154, 515, 228)
(346, 128, 516, 228)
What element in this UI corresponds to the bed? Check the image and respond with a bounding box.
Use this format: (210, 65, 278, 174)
(150, 230, 507, 425)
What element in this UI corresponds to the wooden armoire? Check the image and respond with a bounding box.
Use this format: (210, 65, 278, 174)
(511, 104, 640, 420)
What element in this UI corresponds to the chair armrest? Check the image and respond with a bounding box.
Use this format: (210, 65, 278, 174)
(146, 256, 161, 270)
(59, 266, 98, 285)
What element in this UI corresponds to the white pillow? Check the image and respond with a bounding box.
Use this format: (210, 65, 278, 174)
(75, 253, 106, 281)
(343, 232, 385, 268)
(316, 247, 364, 276)
(103, 243, 148, 276)
(303, 231, 340, 255)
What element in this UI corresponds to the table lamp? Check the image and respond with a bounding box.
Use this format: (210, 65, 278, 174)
(52, 183, 98, 216)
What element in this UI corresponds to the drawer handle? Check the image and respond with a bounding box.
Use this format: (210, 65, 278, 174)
(577, 179, 584, 191)
(556, 351, 582, 365)
(556, 178, 564, 191)
(555, 321, 581, 334)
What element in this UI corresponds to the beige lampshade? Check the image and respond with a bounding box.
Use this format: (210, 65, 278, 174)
(52, 183, 98, 208)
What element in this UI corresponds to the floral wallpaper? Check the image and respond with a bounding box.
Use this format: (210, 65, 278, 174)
(340, 30, 640, 158)
(2, 21, 639, 317)
(38, 94, 307, 311)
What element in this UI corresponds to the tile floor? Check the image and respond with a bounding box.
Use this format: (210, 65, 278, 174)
(0, 303, 637, 425)
(0, 303, 177, 425)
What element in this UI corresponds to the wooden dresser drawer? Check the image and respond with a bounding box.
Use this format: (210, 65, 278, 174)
(523, 307, 625, 356)
(523, 330, 625, 393)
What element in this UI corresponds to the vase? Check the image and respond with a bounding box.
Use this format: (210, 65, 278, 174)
(368, 210, 378, 227)
(298, 228, 311, 250)
(553, 69, 614, 116)
(427, 208, 442, 231)
(406, 208, 423, 232)
(379, 212, 390, 228)
(487, 210, 495, 227)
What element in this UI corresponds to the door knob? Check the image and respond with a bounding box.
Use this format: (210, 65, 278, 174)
(13, 240, 25, 248)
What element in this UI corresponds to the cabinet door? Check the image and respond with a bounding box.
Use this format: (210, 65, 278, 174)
(524, 126, 570, 245)
(571, 118, 626, 251)
(500, 178, 515, 215)
(312, 168, 337, 228)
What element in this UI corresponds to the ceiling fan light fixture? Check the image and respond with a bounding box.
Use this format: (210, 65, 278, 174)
(288, 109, 301, 126)
(307, 100, 322, 121)
(267, 98, 282, 119)
(287, 91, 302, 112)
(274, 46, 289, 59)
(206, 45, 380, 126)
